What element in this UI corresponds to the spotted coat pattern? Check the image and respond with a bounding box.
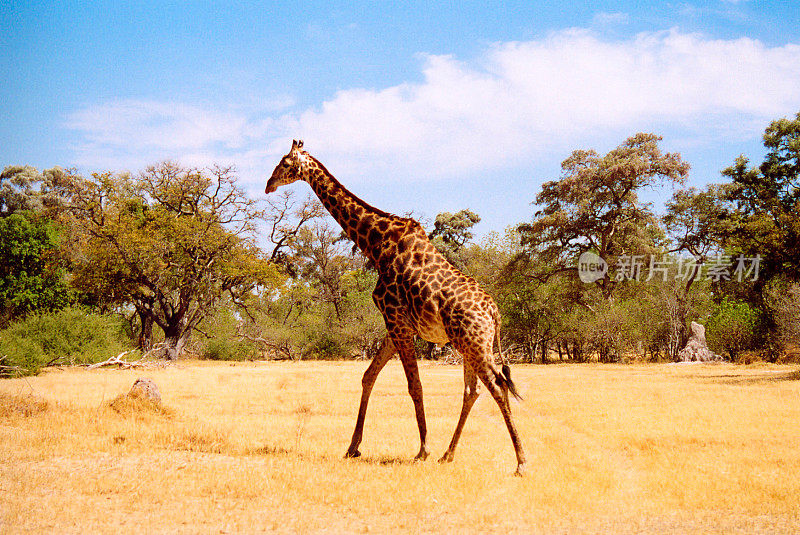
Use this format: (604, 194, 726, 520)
(266, 140, 525, 475)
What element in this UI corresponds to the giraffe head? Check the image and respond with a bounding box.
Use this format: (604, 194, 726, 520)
(265, 140, 308, 194)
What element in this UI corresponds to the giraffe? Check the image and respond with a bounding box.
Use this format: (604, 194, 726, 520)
(265, 140, 526, 476)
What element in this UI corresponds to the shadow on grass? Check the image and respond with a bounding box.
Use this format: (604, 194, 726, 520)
(355, 455, 419, 467)
(247, 443, 418, 467)
(248, 444, 296, 457)
(703, 369, 800, 385)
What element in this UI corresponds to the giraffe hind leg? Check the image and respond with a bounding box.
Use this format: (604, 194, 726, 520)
(439, 362, 479, 463)
(476, 361, 527, 476)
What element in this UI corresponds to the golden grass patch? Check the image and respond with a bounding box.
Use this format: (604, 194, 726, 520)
(1, 361, 799, 533)
(106, 393, 173, 418)
(0, 391, 48, 418)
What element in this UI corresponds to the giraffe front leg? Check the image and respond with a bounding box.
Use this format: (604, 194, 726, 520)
(398, 341, 429, 461)
(345, 337, 395, 459)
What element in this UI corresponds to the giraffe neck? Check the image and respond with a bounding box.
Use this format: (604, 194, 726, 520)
(302, 156, 395, 261)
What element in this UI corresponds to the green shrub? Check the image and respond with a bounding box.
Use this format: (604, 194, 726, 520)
(0, 308, 131, 376)
(196, 307, 259, 361)
(305, 332, 349, 360)
(706, 298, 760, 361)
(0, 211, 74, 327)
(0, 336, 44, 375)
(203, 337, 256, 361)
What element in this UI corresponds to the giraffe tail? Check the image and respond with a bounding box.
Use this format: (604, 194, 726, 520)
(497, 364, 523, 401)
(494, 312, 522, 401)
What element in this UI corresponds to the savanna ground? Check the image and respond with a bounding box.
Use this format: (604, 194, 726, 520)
(1, 360, 799, 534)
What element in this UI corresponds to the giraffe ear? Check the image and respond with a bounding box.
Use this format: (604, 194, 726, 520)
(297, 140, 304, 149)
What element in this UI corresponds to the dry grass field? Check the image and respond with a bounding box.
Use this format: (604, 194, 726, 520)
(1, 360, 799, 534)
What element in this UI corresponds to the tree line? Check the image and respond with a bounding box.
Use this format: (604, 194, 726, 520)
(1, 114, 799, 374)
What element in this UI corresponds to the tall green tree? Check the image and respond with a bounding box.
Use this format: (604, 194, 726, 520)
(518, 133, 689, 301)
(0, 166, 73, 326)
(662, 184, 728, 354)
(291, 220, 361, 322)
(510, 133, 689, 362)
(0, 212, 72, 326)
(65, 162, 280, 359)
(428, 209, 481, 271)
(720, 112, 800, 285)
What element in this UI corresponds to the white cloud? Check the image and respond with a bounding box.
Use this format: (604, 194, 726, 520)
(294, 29, 800, 179)
(65, 99, 291, 178)
(592, 12, 630, 26)
(65, 29, 800, 184)
(68, 100, 248, 151)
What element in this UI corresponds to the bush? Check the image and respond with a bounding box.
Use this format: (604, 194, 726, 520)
(305, 332, 349, 360)
(203, 337, 257, 361)
(0, 211, 73, 327)
(0, 308, 131, 376)
(196, 307, 259, 361)
(706, 297, 760, 361)
(763, 278, 800, 360)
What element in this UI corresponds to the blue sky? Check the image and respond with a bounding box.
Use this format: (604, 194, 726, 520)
(3, 1, 800, 236)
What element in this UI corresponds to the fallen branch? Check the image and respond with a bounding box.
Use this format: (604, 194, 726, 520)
(0, 354, 27, 377)
(87, 343, 169, 370)
(43, 355, 66, 368)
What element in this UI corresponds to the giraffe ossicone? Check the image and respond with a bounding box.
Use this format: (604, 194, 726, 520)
(266, 140, 526, 475)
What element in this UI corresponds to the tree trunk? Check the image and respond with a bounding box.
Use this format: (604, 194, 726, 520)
(670, 292, 689, 361)
(137, 309, 154, 351)
(573, 340, 583, 363)
(162, 317, 191, 360)
(163, 332, 190, 360)
(541, 339, 548, 364)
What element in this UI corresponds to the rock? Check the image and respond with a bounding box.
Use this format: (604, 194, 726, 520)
(128, 377, 162, 405)
(677, 322, 721, 362)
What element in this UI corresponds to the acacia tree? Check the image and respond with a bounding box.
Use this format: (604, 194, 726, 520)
(661, 184, 728, 354)
(291, 220, 363, 323)
(428, 209, 481, 271)
(709, 112, 800, 357)
(1, 165, 71, 216)
(263, 190, 325, 276)
(518, 133, 689, 301)
(65, 162, 279, 359)
(512, 133, 689, 362)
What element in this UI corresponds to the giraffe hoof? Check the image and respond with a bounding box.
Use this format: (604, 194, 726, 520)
(344, 449, 361, 459)
(438, 453, 454, 464)
(414, 449, 430, 462)
(513, 463, 525, 477)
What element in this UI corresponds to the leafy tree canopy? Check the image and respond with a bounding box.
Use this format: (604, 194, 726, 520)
(0, 166, 74, 325)
(64, 162, 281, 359)
(720, 112, 800, 283)
(518, 132, 689, 298)
(0, 212, 72, 326)
(428, 209, 481, 270)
